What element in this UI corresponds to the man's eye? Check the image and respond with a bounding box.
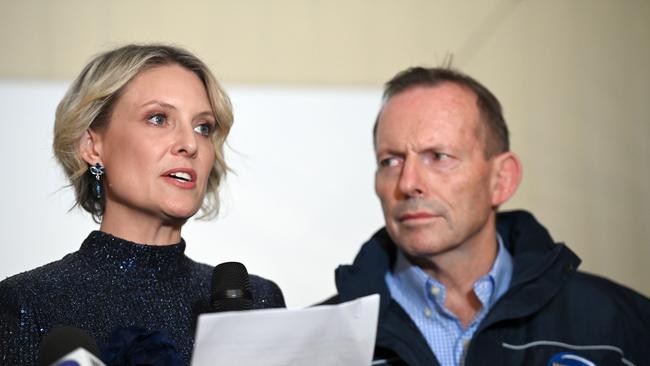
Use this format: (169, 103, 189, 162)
(148, 114, 166, 126)
(379, 157, 400, 168)
(421, 151, 452, 165)
(434, 152, 451, 161)
(194, 123, 213, 137)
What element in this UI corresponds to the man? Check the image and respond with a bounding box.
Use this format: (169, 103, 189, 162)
(327, 67, 650, 365)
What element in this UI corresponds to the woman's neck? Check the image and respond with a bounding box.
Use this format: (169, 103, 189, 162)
(99, 206, 185, 245)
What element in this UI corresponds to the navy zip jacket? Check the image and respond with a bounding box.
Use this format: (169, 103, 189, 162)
(332, 210, 650, 365)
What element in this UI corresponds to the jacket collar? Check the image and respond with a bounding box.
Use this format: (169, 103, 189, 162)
(336, 210, 582, 330)
(482, 210, 581, 326)
(335, 228, 437, 365)
(335, 227, 395, 313)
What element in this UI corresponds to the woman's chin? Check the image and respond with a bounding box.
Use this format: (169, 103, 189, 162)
(161, 206, 200, 223)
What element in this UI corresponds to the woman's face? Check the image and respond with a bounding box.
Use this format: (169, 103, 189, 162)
(89, 64, 217, 225)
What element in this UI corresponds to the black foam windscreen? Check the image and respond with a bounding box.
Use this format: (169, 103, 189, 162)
(210, 261, 253, 312)
(37, 326, 100, 366)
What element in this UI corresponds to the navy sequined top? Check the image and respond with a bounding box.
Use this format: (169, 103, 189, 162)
(0, 231, 285, 365)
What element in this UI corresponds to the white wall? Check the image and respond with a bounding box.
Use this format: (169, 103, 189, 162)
(0, 82, 384, 308)
(2, 78, 649, 308)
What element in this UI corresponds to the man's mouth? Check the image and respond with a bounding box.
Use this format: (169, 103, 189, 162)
(399, 212, 436, 222)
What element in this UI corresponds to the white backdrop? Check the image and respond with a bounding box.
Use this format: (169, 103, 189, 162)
(0, 81, 384, 308)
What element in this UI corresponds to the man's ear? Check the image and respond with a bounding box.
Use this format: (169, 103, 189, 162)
(79, 129, 103, 166)
(490, 151, 522, 207)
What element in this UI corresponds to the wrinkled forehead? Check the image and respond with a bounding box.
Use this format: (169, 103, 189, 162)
(375, 84, 484, 150)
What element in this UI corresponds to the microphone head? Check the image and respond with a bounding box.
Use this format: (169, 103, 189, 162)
(210, 261, 253, 312)
(38, 326, 101, 366)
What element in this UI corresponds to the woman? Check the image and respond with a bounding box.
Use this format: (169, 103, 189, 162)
(0, 44, 285, 365)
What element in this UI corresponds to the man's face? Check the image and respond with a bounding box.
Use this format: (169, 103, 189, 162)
(374, 83, 499, 259)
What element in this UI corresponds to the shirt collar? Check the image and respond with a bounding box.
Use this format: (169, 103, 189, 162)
(490, 233, 513, 305)
(391, 233, 513, 310)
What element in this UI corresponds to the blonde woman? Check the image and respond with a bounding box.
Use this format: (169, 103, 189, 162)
(0, 44, 284, 365)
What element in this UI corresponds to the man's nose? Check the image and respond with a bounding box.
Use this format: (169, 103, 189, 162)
(397, 156, 425, 198)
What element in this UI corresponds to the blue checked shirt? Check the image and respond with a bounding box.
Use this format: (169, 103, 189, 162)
(385, 235, 513, 366)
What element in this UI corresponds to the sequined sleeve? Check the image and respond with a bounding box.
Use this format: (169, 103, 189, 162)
(0, 279, 43, 365)
(250, 275, 286, 309)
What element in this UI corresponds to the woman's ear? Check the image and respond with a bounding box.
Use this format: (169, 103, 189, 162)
(490, 151, 523, 207)
(79, 129, 103, 166)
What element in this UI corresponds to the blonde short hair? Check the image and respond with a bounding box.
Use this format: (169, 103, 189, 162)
(53, 44, 233, 222)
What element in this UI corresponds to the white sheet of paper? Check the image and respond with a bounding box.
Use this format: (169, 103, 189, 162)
(191, 294, 380, 366)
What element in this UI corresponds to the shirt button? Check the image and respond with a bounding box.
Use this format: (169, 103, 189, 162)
(430, 286, 440, 296)
(423, 307, 432, 318)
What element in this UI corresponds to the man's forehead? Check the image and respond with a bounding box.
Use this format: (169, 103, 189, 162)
(377, 84, 481, 138)
(385, 83, 478, 112)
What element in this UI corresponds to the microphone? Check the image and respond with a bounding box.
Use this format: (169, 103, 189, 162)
(210, 261, 253, 312)
(38, 326, 105, 366)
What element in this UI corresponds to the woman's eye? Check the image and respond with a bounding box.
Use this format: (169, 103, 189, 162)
(194, 123, 213, 137)
(148, 113, 166, 126)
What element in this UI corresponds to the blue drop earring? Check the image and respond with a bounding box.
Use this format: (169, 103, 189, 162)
(89, 163, 105, 199)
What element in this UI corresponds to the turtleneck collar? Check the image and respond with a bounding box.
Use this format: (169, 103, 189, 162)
(78, 231, 189, 279)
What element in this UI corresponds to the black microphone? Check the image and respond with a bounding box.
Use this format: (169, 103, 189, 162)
(210, 261, 253, 312)
(38, 326, 105, 366)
